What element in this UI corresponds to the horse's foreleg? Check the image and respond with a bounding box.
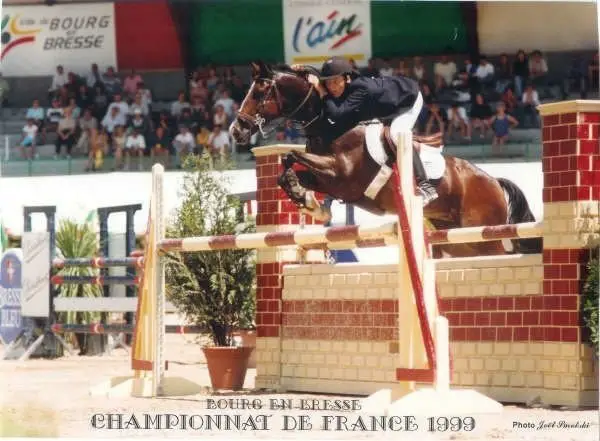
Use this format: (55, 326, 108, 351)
(290, 151, 338, 179)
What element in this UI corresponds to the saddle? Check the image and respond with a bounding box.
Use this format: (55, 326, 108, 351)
(380, 128, 443, 160)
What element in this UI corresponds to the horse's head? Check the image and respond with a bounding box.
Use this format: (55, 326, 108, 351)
(230, 61, 320, 146)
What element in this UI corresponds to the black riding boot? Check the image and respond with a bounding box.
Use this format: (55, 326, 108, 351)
(413, 148, 438, 206)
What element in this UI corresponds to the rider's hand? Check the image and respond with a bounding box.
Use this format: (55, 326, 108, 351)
(291, 64, 304, 71)
(307, 74, 327, 97)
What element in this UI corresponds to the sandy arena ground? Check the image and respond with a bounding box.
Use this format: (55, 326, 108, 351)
(1, 334, 597, 440)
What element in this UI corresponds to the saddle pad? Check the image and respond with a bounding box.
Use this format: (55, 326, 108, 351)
(364, 123, 446, 181)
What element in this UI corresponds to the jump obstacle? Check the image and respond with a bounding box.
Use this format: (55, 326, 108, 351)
(95, 100, 598, 409)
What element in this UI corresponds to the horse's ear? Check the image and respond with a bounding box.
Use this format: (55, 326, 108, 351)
(250, 60, 272, 79)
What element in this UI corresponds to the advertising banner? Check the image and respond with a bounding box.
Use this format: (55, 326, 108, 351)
(21, 232, 50, 318)
(283, 0, 372, 67)
(0, 249, 23, 345)
(1, 3, 117, 76)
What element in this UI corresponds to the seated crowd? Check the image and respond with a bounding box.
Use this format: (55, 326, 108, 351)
(15, 49, 599, 166)
(18, 64, 253, 170)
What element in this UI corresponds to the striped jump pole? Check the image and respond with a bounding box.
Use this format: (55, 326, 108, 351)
(51, 275, 140, 286)
(158, 221, 398, 253)
(52, 256, 144, 269)
(426, 221, 543, 245)
(51, 323, 204, 334)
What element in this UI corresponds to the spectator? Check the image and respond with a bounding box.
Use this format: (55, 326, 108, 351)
(214, 89, 235, 119)
(213, 104, 228, 127)
(474, 55, 495, 88)
(49, 65, 67, 100)
(190, 72, 209, 104)
(178, 108, 196, 133)
(196, 126, 212, 155)
(66, 97, 81, 119)
(107, 92, 129, 117)
(208, 124, 230, 165)
(229, 76, 246, 103)
(129, 92, 148, 117)
(102, 67, 122, 98)
(157, 111, 175, 137)
(112, 125, 126, 169)
(489, 102, 519, 153)
(75, 108, 98, 155)
(283, 119, 300, 143)
(57, 86, 70, 107)
(65, 72, 80, 98)
(123, 69, 142, 100)
(222, 66, 235, 85)
(124, 126, 146, 170)
(76, 84, 92, 110)
(379, 59, 394, 77)
(412, 56, 426, 81)
(26, 99, 45, 129)
(137, 82, 153, 114)
(85, 127, 108, 172)
(102, 106, 126, 137)
(173, 125, 195, 166)
(55, 107, 77, 158)
(528, 50, 548, 88)
(86, 63, 103, 89)
(205, 67, 220, 91)
(521, 84, 541, 128)
(446, 103, 469, 140)
(564, 56, 589, 99)
(191, 98, 210, 128)
(393, 60, 408, 77)
(468, 93, 493, 139)
(92, 85, 109, 121)
(434, 54, 457, 91)
(44, 98, 64, 140)
(148, 126, 172, 167)
(129, 108, 151, 138)
(495, 53, 512, 94)
(171, 91, 191, 118)
(19, 119, 39, 160)
(513, 50, 529, 97)
(361, 59, 379, 78)
(425, 102, 445, 135)
(501, 87, 519, 116)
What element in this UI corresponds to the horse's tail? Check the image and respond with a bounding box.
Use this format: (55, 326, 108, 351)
(497, 177, 543, 254)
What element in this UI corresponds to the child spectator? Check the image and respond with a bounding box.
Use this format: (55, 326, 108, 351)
(19, 119, 39, 160)
(489, 102, 519, 153)
(124, 126, 146, 171)
(26, 99, 45, 129)
(85, 127, 108, 172)
(521, 84, 541, 128)
(112, 125, 126, 169)
(468, 93, 493, 139)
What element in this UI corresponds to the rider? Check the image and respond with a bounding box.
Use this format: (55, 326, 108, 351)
(292, 56, 438, 206)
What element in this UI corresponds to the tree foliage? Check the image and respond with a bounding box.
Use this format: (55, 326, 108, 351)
(165, 156, 256, 347)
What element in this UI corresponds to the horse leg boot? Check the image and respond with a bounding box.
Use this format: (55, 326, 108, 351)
(278, 168, 332, 223)
(413, 148, 438, 206)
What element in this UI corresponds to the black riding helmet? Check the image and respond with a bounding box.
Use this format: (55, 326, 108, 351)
(320, 56, 358, 79)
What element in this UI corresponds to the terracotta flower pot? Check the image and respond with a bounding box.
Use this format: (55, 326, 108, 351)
(202, 346, 254, 390)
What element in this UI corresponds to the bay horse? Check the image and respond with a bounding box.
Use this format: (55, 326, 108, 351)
(230, 61, 541, 257)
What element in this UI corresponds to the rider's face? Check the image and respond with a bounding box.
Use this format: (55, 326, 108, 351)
(325, 76, 347, 98)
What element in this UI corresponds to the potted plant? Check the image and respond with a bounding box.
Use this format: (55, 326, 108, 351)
(54, 219, 104, 355)
(165, 155, 256, 390)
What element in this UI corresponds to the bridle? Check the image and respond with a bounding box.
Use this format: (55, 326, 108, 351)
(236, 73, 320, 137)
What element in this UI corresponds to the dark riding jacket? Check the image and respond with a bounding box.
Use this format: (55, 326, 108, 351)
(323, 75, 420, 135)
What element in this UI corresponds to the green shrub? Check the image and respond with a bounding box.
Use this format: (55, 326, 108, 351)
(582, 258, 598, 357)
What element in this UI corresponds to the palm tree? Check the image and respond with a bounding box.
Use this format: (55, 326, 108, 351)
(54, 219, 103, 355)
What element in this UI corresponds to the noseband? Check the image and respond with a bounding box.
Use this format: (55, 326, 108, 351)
(237, 75, 319, 137)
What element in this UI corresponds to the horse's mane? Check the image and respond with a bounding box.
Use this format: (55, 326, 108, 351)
(272, 63, 320, 78)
